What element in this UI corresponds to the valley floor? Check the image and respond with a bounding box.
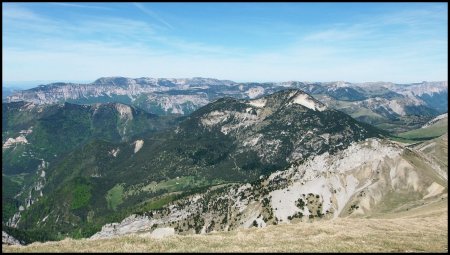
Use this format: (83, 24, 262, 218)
(3, 198, 448, 253)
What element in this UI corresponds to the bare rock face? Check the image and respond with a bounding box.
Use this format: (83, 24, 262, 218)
(91, 137, 447, 240)
(2, 231, 22, 246)
(5, 77, 236, 115)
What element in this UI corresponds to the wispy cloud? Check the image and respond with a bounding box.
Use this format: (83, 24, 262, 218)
(302, 5, 447, 43)
(133, 3, 173, 30)
(3, 3, 447, 83)
(3, 4, 47, 22)
(379, 6, 447, 27)
(3, 4, 235, 57)
(302, 25, 371, 42)
(50, 3, 113, 10)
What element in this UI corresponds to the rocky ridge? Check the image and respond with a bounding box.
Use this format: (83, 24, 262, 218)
(91, 137, 447, 239)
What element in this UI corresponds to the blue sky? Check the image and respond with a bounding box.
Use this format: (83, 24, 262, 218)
(3, 2, 448, 85)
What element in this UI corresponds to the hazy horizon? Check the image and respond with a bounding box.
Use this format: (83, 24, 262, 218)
(3, 77, 448, 90)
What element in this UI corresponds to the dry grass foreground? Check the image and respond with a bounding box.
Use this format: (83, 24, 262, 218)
(3, 198, 448, 253)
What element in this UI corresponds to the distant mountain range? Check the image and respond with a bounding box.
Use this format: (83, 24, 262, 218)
(5, 77, 448, 133)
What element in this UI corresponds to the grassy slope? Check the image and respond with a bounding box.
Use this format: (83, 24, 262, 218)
(4, 197, 447, 253)
(414, 133, 448, 172)
(105, 184, 124, 211)
(397, 118, 448, 140)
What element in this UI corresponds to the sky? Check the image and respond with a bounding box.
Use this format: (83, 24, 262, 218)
(2, 2, 448, 86)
